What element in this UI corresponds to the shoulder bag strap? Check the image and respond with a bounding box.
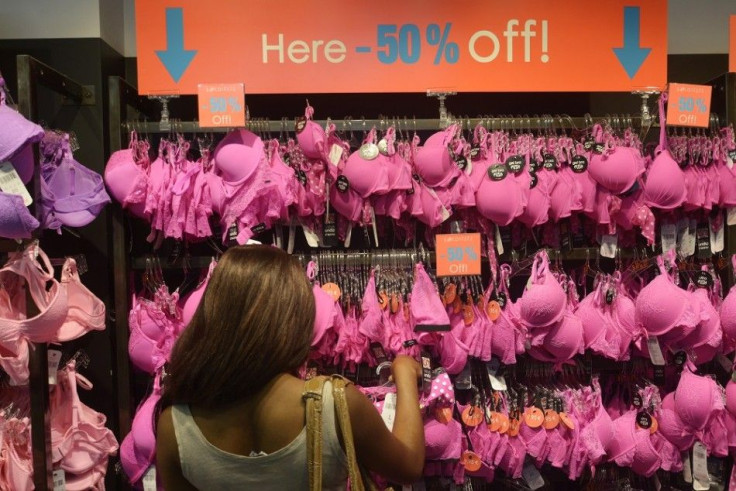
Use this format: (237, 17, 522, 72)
(330, 375, 382, 491)
(303, 375, 327, 491)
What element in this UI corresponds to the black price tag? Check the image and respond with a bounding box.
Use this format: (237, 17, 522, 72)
(674, 351, 687, 367)
(488, 164, 508, 181)
(336, 175, 350, 193)
(653, 365, 666, 385)
(542, 153, 557, 170)
(227, 222, 239, 245)
(695, 270, 713, 289)
(403, 339, 418, 348)
(295, 117, 307, 133)
(696, 224, 711, 259)
(250, 223, 266, 235)
(729, 149, 736, 162)
(497, 291, 507, 309)
(505, 155, 525, 175)
(584, 138, 595, 151)
(421, 351, 433, 393)
(455, 155, 468, 171)
(594, 143, 606, 154)
(605, 288, 615, 304)
(322, 216, 338, 247)
(529, 171, 538, 189)
(470, 145, 481, 161)
(632, 393, 643, 408)
(530, 159, 541, 172)
(571, 155, 589, 173)
(370, 342, 388, 364)
(636, 411, 652, 429)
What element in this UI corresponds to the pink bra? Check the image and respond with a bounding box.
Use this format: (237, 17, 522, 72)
(675, 366, 723, 431)
(50, 361, 118, 486)
(424, 413, 463, 461)
(473, 132, 524, 226)
(410, 263, 450, 332)
(519, 250, 566, 329)
(342, 128, 390, 198)
(720, 255, 736, 351)
(121, 372, 162, 486)
(588, 125, 645, 195)
(128, 288, 182, 374)
(634, 251, 699, 338)
(414, 125, 461, 188)
(179, 259, 216, 327)
(104, 131, 150, 219)
(212, 129, 265, 183)
(643, 94, 687, 210)
(295, 103, 327, 160)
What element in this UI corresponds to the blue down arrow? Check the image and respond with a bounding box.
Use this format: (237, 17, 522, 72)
(612, 6, 652, 79)
(155, 7, 197, 83)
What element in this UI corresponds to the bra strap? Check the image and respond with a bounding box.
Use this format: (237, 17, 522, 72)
(658, 92, 669, 152)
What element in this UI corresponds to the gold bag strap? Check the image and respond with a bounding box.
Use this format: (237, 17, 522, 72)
(330, 375, 366, 491)
(303, 375, 327, 491)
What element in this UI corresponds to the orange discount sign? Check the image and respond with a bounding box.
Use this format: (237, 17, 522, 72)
(666, 83, 712, 128)
(197, 83, 245, 128)
(436, 233, 481, 277)
(135, 0, 667, 95)
(730, 15, 735, 73)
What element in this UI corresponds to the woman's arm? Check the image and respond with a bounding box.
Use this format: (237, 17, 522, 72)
(345, 355, 425, 484)
(156, 407, 199, 491)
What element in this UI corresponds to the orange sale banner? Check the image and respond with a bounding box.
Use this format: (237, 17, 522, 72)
(666, 83, 712, 128)
(136, 0, 667, 94)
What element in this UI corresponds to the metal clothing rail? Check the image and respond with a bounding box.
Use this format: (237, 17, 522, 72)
(16, 54, 92, 491)
(123, 115, 653, 134)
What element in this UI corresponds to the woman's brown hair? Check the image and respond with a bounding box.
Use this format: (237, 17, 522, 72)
(160, 245, 314, 409)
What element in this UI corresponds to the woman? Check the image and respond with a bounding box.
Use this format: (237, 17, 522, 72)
(156, 245, 425, 490)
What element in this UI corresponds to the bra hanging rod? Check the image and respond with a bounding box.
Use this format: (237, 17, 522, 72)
(122, 115, 655, 135)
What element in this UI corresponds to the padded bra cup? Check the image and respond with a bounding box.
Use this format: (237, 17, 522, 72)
(342, 151, 390, 198)
(476, 178, 522, 226)
(643, 149, 687, 210)
(589, 146, 644, 195)
(675, 370, 719, 431)
(212, 129, 264, 183)
(520, 253, 566, 328)
(414, 129, 457, 188)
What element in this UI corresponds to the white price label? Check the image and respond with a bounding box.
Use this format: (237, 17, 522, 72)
(647, 336, 666, 366)
(489, 374, 507, 391)
(692, 441, 709, 483)
(52, 469, 66, 491)
(686, 219, 698, 257)
(709, 214, 725, 254)
(728, 207, 736, 226)
(600, 234, 618, 259)
(677, 218, 691, 256)
(717, 353, 734, 373)
(495, 225, 504, 256)
(328, 144, 344, 167)
(522, 461, 545, 490)
(682, 451, 692, 483)
(693, 476, 710, 490)
(302, 226, 320, 247)
(0, 161, 32, 206)
(661, 223, 677, 253)
(48, 349, 62, 385)
(381, 393, 397, 431)
(142, 465, 157, 491)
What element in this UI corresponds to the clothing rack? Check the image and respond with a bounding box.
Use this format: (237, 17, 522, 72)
(108, 76, 736, 487)
(15, 55, 92, 491)
(124, 115, 656, 135)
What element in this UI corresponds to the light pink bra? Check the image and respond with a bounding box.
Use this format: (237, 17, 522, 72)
(413, 125, 461, 188)
(120, 372, 162, 486)
(588, 125, 645, 195)
(519, 250, 567, 329)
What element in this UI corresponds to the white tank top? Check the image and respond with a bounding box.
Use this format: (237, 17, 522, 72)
(171, 380, 348, 490)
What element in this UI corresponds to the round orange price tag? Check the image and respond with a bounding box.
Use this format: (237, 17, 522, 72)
(461, 406, 484, 427)
(461, 451, 482, 472)
(488, 411, 501, 432)
(650, 415, 658, 434)
(463, 304, 475, 326)
(486, 300, 501, 321)
(435, 407, 453, 425)
(524, 407, 545, 429)
(497, 413, 510, 434)
(443, 284, 457, 305)
(321, 283, 341, 302)
(508, 417, 521, 437)
(559, 412, 575, 430)
(378, 291, 389, 310)
(390, 293, 399, 314)
(452, 295, 462, 314)
(403, 303, 410, 322)
(543, 409, 560, 430)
